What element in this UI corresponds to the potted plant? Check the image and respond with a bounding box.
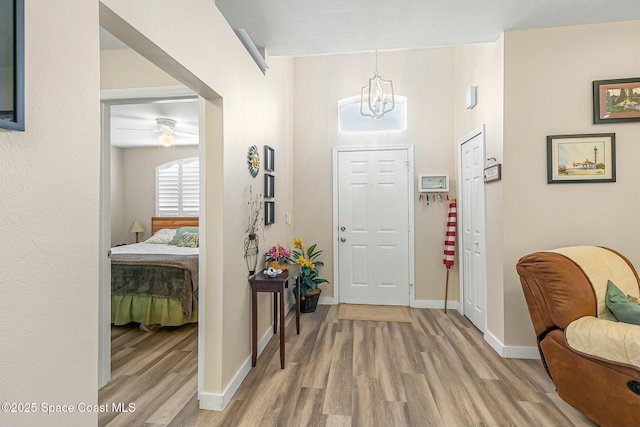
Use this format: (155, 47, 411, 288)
(264, 244, 291, 270)
(291, 238, 329, 313)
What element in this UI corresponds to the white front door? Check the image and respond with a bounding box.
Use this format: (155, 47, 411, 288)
(459, 128, 486, 331)
(337, 149, 410, 306)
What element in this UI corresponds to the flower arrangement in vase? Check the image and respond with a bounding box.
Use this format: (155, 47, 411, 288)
(291, 238, 329, 312)
(264, 244, 291, 270)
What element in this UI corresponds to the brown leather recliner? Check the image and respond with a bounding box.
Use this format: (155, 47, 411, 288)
(516, 246, 640, 427)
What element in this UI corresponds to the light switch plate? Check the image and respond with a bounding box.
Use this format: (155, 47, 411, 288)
(466, 86, 477, 109)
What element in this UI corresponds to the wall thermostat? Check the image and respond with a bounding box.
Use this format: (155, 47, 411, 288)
(418, 174, 448, 192)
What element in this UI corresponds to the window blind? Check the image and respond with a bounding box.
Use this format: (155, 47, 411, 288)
(156, 157, 199, 216)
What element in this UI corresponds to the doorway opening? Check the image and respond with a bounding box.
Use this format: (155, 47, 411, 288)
(100, 88, 201, 390)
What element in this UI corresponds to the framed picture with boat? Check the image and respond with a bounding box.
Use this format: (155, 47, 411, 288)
(547, 133, 616, 184)
(593, 77, 640, 124)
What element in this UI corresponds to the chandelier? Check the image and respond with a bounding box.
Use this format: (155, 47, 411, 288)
(360, 51, 395, 119)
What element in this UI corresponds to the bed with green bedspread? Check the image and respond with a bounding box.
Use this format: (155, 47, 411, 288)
(110, 241, 198, 327)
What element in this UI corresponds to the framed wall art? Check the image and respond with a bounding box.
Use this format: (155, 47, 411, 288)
(264, 145, 275, 172)
(264, 173, 274, 198)
(593, 77, 640, 124)
(264, 201, 275, 225)
(547, 133, 616, 184)
(0, 0, 25, 131)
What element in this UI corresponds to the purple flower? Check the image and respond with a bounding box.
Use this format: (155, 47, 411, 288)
(265, 244, 291, 263)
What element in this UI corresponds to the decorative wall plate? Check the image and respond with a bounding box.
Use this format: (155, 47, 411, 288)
(247, 145, 260, 177)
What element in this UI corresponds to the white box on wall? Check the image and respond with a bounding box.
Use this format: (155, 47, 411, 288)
(418, 174, 448, 192)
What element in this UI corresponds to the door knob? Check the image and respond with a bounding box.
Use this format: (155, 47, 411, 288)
(340, 237, 346, 242)
(340, 226, 346, 232)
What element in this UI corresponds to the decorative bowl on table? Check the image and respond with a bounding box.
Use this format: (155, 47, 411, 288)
(263, 267, 283, 277)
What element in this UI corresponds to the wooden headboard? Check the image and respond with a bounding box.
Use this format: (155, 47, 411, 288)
(151, 217, 199, 235)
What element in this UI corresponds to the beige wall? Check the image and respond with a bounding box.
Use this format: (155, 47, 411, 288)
(110, 145, 125, 244)
(452, 39, 505, 341)
(101, 48, 181, 89)
(502, 20, 640, 346)
(293, 49, 457, 302)
(118, 146, 199, 244)
(0, 1, 100, 426)
(101, 0, 295, 400)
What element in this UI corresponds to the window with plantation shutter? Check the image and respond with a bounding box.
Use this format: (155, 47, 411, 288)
(156, 157, 200, 216)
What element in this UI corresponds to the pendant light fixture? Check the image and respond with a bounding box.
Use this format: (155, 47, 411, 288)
(360, 51, 395, 119)
(156, 118, 176, 147)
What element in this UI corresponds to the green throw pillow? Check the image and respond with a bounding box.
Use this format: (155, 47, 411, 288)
(605, 280, 640, 326)
(168, 226, 199, 245)
(176, 232, 199, 248)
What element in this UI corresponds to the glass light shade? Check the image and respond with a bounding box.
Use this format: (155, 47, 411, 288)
(159, 133, 174, 147)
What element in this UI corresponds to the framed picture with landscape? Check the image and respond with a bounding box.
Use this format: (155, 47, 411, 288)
(547, 133, 616, 184)
(593, 77, 640, 124)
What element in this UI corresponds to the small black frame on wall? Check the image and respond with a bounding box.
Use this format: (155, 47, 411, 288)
(264, 173, 275, 198)
(0, 0, 25, 131)
(264, 145, 275, 172)
(264, 201, 275, 225)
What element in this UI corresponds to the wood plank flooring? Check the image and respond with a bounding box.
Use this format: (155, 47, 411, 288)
(99, 306, 597, 427)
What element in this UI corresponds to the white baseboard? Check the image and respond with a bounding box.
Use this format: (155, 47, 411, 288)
(411, 299, 460, 310)
(484, 329, 540, 359)
(318, 296, 336, 305)
(199, 327, 273, 411)
(317, 298, 459, 309)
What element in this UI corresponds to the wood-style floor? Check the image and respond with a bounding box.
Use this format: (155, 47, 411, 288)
(99, 306, 597, 427)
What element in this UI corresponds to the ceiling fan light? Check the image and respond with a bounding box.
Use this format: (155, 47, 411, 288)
(159, 133, 174, 147)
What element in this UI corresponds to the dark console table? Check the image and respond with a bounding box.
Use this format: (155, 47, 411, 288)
(250, 265, 300, 369)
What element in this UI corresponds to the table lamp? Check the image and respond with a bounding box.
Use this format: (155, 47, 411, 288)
(129, 220, 144, 243)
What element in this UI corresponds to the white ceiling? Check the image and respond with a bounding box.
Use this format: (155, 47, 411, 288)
(109, 99, 199, 148)
(214, 0, 640, 56)
(101, 0, 640, 146)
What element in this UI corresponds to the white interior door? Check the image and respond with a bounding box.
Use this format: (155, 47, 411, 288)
(459, 128, 486, 331)
(337, 149, 410, 306)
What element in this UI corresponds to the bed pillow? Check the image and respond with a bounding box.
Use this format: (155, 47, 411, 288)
(176, 231, 199, 248)
(168, 226, 199, 245)
(144, 228, 177, 244)
(605, 280, 640, 325)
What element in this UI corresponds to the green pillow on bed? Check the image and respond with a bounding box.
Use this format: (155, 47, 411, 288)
(605, 280, 640, 325)
(168, 226, 199, 245)
(176, 232, 199, 248)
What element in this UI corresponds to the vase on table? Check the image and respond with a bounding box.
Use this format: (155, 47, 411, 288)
(244, 233, 259, 275)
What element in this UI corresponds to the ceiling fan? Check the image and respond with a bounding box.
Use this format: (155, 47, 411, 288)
(118, 117, 198, 147)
